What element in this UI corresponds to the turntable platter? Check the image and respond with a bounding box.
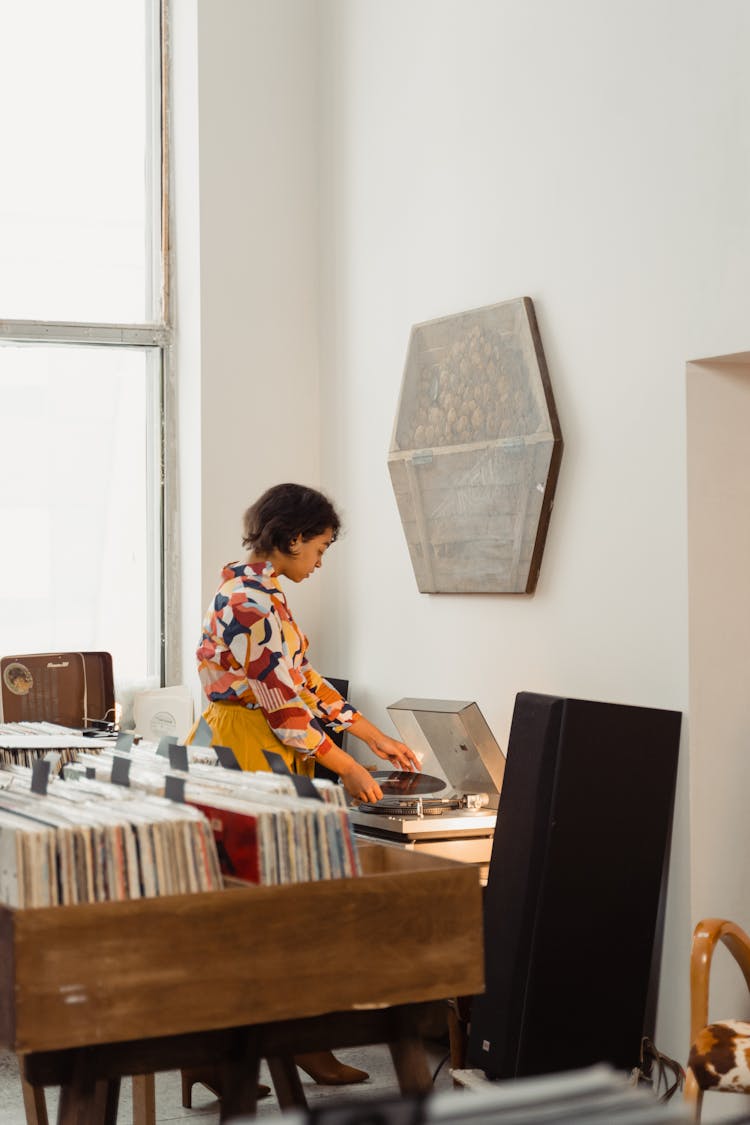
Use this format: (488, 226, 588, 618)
(372, 771, 447, 796)
(358, 795, 461, 816)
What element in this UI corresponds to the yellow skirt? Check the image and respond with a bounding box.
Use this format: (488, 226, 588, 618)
(185, 701, 315, 777)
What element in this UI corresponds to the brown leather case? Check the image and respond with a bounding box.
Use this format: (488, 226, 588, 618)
(0, 651, 115, 728)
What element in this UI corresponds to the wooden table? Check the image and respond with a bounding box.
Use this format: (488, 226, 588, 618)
(0, 844, 484, 1124)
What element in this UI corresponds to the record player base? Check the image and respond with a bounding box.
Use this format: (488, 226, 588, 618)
(0, 843, 483, 1125)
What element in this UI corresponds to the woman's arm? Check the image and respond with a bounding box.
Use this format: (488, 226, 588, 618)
(313, 716, 422, 803)
(224, 600, 390, 800)
(227, 607, 339, 760)
(309, 717, 421, 802)
(226, 586, 420, 801)
(299, 662, 421, 782)
(300, 663, 361, 731)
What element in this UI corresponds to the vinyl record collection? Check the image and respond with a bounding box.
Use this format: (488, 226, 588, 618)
(0, 725, 361, 908)
(0, 721, 112, 769)
(74, 746, 362, 886)
(0, 768, 223, 908)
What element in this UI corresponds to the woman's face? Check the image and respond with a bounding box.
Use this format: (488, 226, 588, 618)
(281, 528, 334, 582)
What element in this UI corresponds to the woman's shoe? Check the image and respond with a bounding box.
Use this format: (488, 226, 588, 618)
(180, 1065, 271, 1107)
(295, 1051, 369, 1086)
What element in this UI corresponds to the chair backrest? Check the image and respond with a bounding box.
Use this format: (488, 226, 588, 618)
(323, 676, 350, 749)
(313, 676, 350, 783)
(0, 651, 115, 729)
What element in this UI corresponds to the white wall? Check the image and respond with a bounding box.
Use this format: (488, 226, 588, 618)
(170, 0, 201, 690)
(687, 355, 750, 1016)
(172, 0, 324, 700)
(173, 0, 750, 1085)
(314, 0, 750, 1070)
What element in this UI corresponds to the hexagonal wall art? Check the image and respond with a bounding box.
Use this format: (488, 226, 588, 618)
(388, 297, 563, 594)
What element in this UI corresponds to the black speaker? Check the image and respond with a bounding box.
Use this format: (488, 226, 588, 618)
(467, 692, 681, 1079)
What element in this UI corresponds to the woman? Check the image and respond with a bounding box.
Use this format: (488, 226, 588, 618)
(195, 482, 420, 798)
(193, 482, 421, 1086)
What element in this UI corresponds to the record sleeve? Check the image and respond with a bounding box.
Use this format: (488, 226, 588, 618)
(190, 799, 263, 885)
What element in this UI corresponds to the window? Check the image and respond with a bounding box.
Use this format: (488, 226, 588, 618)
(0, 0, 168, 692)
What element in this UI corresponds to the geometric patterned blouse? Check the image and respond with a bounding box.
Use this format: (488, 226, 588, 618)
(196, 561, 361, 759)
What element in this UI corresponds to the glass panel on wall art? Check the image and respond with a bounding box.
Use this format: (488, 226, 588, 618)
(0, 0, 160, 323)
(0, 343, 161, 685)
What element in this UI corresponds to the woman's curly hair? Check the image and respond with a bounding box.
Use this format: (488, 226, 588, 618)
(242, 483, 341, 555)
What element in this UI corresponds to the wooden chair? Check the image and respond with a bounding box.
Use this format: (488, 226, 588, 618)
(685, 917, 750, 1120)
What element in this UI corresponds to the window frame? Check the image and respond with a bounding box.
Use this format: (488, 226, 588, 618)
(0, 0, 171, 687)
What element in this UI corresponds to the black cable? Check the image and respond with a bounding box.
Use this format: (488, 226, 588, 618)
(431, 1053, 450, 1084)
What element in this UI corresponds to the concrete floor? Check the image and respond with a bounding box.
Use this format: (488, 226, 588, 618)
(1, 1040, 454, 1124)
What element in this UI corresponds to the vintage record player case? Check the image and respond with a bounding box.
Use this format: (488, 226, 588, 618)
(0, 650, 115, 728)
(349, 698, 506, 874)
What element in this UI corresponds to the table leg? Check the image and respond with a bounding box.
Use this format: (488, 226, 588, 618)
(20, 1069, 48, 1125)
(217, 1028, 263, 1123)
(56, 1058, 120, 1125)
(131, 1075, 155, 1125)
(267, 1054, 308, 1111)
(446, 996, 471, 1077)
(95, 1078, 120, 1125)
(387, 1037, 433, 1097)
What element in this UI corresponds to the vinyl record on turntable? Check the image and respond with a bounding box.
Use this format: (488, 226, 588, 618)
(372, 770, 447, 796)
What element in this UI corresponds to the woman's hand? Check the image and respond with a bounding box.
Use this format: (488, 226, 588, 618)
(348, 716, 422, 772)
(336, 757, 384, 803)
(368, 733, 422, 773)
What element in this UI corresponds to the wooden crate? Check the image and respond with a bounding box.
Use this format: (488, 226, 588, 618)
(0, 843, 484, 1056)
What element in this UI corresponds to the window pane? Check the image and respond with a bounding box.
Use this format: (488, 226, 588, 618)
(0, 344, 161, 687)
(0, 0, 160, 323)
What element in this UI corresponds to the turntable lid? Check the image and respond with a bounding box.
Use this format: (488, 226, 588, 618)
(386, 698, 505, 805)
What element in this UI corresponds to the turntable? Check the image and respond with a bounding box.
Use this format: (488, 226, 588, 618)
(348, 698, 505, 878)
